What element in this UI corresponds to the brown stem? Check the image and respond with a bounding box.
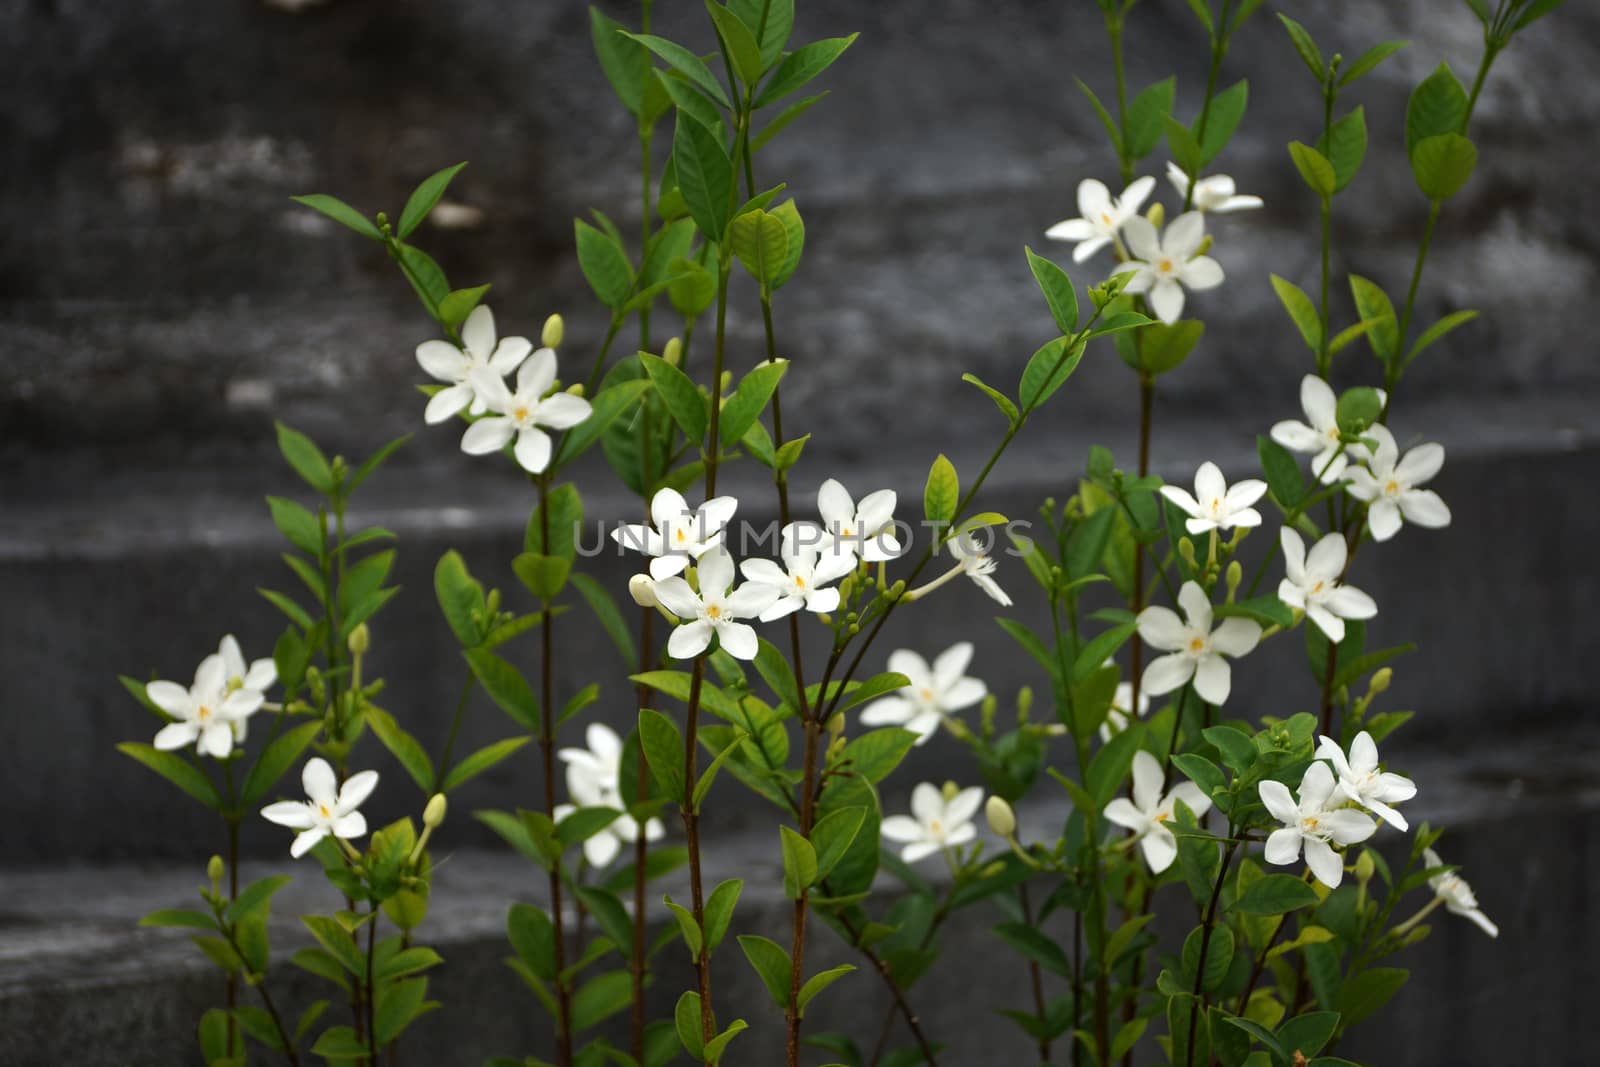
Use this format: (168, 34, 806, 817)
(1020, 883, 1052, 1063)
(538, 480, 573, 1067)
(1185, 840, 1239, 1067)
(631, 604, 655, 1062)
(364, 910, 379, 1066)
(681, 658, 716, 1059)
(1071, 909, 1084, 1067)
(1130, 374, 1154, 714)
(1234, 914, 1290, 1016)
(833, 908, 939, 1067)
(225, 816, 240, 1053)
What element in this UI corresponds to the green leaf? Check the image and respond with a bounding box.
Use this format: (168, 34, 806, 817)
(719, 359, 788, 444)
(266, 496, 323, 558)
(1318, 107, 1368, 193)
(1132, 319, 1204, 375)
(1513, 0, 1564, 31)
(751, 92, 828, 153)
(1278, 14, 1324, 81)
(438, 285, 491, 331)
(396, 243, 450, 314)
(1348, 275, 1399, 363)
(1276, 1011, 1341, 1061)
(1335, 966, 1406, 1027)
(559, 378, 652, 466)
(730, 0, 794, 70)
(240, 721, 322, 807)
(809, 806, 866, 882)
(838, 727, 918, 784)
(433, 550, 484, 648)
(1165, 116, 1203, 181)
(639, 708, 687, 804)
(1335, 385, 1384, 434)
(590, 7, 650, 116)
(140, 907, 215, 930)
(508, 902, 558, 980)
(675, 991, 707, 1059)
(752, 34, 858, 109)
(1181, 924, 1235, 992)
(640, 351, 708, 443)
(961, 373, 1019, 426)
(1196, 79, 1248, 165)
(1024, 246, 1079, 334)
(1018, 335, 1085, 410)
(442, 736, 531, 793)
(1288, 141, 1336, 199)
(310, 1025, 368, 1060)
(780, 825, 818, 898)
(116, 743, 222, 810)
(302, 915, 365, 976)
(664, 895, 704, 959)
(398, 161, 467, 239)
(291, 194, 380, 239)
(374, 977, 434, 1045)
(275, 422, 334, 494)
(512, 552, 572, 603)
(836, 671, 913, 715)
(464, 648, 541, 734)
(923, 453, 959, 527)
(571, 969, 634, 1032)
(672, 113, 735, 241)
(728, 208, 790, 287)
(1184, 0, 1216, 36)
(346, 433, 409, 495)
(1410, 132, 1477, 200)
(993, 922, 1072, 977)
(737, 934, 792, 1008)
(1216, 594, 1293, 629)
(575, 219, 635, 309)
(624, 32, 731, 108)
(767, 198, 806, 289)
(1172, 753, 1226, 799)
(1270, 274, 1322, 354)
(705, 2, 762, 85)
(701, 878, 743, 954)
(797, 964, 856, 1014)
(1232, 874, 1320, 915)
(1407, 308, 1478, 364)
(569, 572, 637, 665)
(1125, 77, 1176, 160)
(1340, 41, 1408, 87)
(1406, 63, 1468, 153)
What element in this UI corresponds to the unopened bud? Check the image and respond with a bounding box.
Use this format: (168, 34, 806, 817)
(1146, 201, 1166, 229)
(423, 793, 448, 829)
(347, 622, 371, 656)
(566, 382, 585, 398)
(1195, 234, 1214, 257)
(1369, 667, 1392, 695)
(486, 588, 501, 615)
(985, 796, 1016, 838)
(541, 313, 564, 349)
(207, 855, 225, 888)
(1016, 686, 1033, 718)
(663, 336, 683, 366)
(1354, 848, 1375, 885)
(719, 370, 732, 394)
(628, 574, 658, 608)
(826, 712, 846, 737)
(1225, 561, 1243, 600)
(887, 580, 906, 601)
(941, 780, 960, 803)
(1178, 537, 1198, 568)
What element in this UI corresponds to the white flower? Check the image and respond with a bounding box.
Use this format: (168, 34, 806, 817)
(1100, 677, 1152, 743)
(216, 635, 278, 744)
(1277, 529, 1378, 644)
(816, 478, 902, 562)
(556, 723, 665, 868)
(1159, 461, 1267, 535)
(858, 643, 988, 745)
(461, 349, 592, 475)
(1166, 162, 1264, 213)
(1314, 731, 1416, 831)
(612, 487, 739, 581)
(415, 305, 532, 424)
(739, 523, 857, 622)
(1112, 211, 1225, 325)
(1104, 750, 1213, 874)
(1045, 176, 1157, 263)
(1137, 581, 1261, 705)
(1259, 761, 1377, 888)
(880, 782, 984, 864)
(1344, 425, 1451, 542)
(261, 758, 379, 859)
(1269, 375, 1378, 483)
(148, 643, 269, 759)
(1423, 847, 1498, 938)
(649, 547, 779, 661)
(947, 532, 1013, 607)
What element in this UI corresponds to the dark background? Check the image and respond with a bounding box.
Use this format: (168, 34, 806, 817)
(1, 0, 1596, 1063)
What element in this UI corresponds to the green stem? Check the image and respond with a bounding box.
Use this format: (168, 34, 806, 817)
(1184, 0, 1235, 212)
(583, 314, 625, 398)
(1184, 838, 1240, 1067)
(1107, 11, 1133, 184)
(433, 675, 476, 785)
(536, 477, 574, 1067)
(365, 910, 379, 1066)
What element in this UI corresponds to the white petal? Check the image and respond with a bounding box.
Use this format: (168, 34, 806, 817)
(535, 393, 592, 431)
(146, 681, 192, 717)
(1306, 605, 1345, 644)
(417, 340, 470, 383)
(584, 830, 621, 868)
(910, 782, 943, 826)
(1398, 490, 1451, 529)
(461, 416, 515, 455)
(461, 305, 497, 361)
(1258, 781, 1300, 824)
(153, 722, 199, 750)
(303, 758, 338, 808)
(1164, 211, 1206, 259)
(1192, 655, 1231, 705)
(1461, 907, 1499, 938)
(243, 659, 278, 690)
(1298, 761, 1337, 810)
(667, 620, 714, 660)
(488, 336, 533, 375)
(816, 479, 855, 528)
(900, 841, 940, 864)
(1072, 235, 1112, 263)
(262, 801, 316, 829)
(1137, 606, 1188, 650)
(1103, 799, 1148, 832)
(940, 677, 987, 712)
(858, 696, 912, 727)
(1395, 443, 1444, 487)
(1178, 581, 1214, 632)
(517, 346, 558, 396)
(1130, 750, 1164, 813)
(1159, 485, 1203, 519)
(1303, 837, 1344, 888)
(726, 582, 781, 619)
(1263, 827, 1303, 867)
(513, 427, 553, 474)
(651, 488, 691, 532)
(1325, 585, 1377, 620)
(879, 815, 925, 843)
(1279, 528, 1307, 584)
(1076, 178, 1112, 219)
(1046, 218, 1097, 242)
(931, 642, 975, 690)
(714, 620, 758, 660)
(943, 787, 984, 830)
(1180, 255, 1224, 291)
(1167, 781, 1212, 820)
(337, 769, 380, 814)
(1271, 420, 1325, 454)
(1366, 499, 1402, 541)
(1120, 175, 1157, 214)
(1222, 479, 1267, 512)
(1322, 809, 1378, 845)
(1305, 532, 1348, 580)
(290, 827, 329, 859)
(1140, 827, 1178, 874)
(331, 811, 368, 840)
(1142, 652, 1195, 696)
(650, 577, 702, 620)
(1121, 215, 1162, 262)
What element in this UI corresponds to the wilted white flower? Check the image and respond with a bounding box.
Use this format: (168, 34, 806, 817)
(612, 488, 739, 581)
(816, 478, 902, 562)
(1166, 162, 1264, 213)
(1259, 761, 1377, 888)
(1159, 461, 1267, 535)
(649, 547, 779, 660)
(740, 523, 856, 622)
(1315, 731, 1416, 831)
(947, 532, 1013, 607)
(261, 758, 379, 859)
(463, 351, 592, 474)
(858, 643, 988, 745)
(1137, 582, 1261, 705)
(1423, 847, 1498, 938)
(1104, 750, 1213, 874)
(556, 723, 665, 868)
(1278, 529, 1378, 644)
(1045, 176, 1157, 263)
(1112, 211, 1224, 324)
(1344, 425, 1451, 542)
(880, 782, 984, 863)
(1269, 375, 1377, 483)
(416, 306, 531, 424)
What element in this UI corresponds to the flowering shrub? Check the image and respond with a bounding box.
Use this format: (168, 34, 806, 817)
(117, 1, 1558, 1065)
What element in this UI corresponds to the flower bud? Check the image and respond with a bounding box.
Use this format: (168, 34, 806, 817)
(985, 796, 1016, 838)
(1177, 537, 1197, 568)
(1369, 667, 1392, 695)
(1225, 560, 1243, 601)
(826, 712, 846, 737)
(541, 313, 565, 349)
(941, 781, 960, 803)
(207, 854, 225, 889)
(887, 580, 906, 601)
(1195, 234, 1214, 257)
(628, 574, 658, 608)
(719, 370, 732, 395)
(347, 622, 371, 656)
(566, 382, 585, 398)
(1016, 686, 1033, 719)
(1146, 201, 1165, 229)
(422, 793, 448, 829)
(663, 336, 683, 367)
(1354, 848, 1375, 886)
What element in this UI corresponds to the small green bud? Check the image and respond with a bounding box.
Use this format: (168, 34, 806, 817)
(719, 370, 732, 394)
(1355, 848, 1376, 885)
(1017, 686, 1033, 718)
(423, 793, 448, 829)
(941, 781, 960, 803)
(1146, 201, 1166, 229)
(979, 860, 1007, 880)
(1178, 537, 1198, 568)
(347, 622, 371, 656)
(207, 855, 225, 889)
(985, 796, 1016, 838)
(485, 587, 501, 615)
(541, 313, 565, 349)
(566, 382, 585, 398)
(1369, 667, 1392, 695)
(1195, 233, 1214, 256)
(887, 580, 906, 601)
(1225, 560, 1243, 601)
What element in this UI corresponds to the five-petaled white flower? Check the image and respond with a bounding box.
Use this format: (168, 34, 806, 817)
(947, 532, 1013, 607)
(1100, 677, 1152, 743)
(1112, 211, 1225, 325)
(650, 547, 779, 661)
(1259, 761, 1377, 888)
(1160, 461, 1267, 535)
(416, 306, 532, 424)
(1269, 375, 1377, 483)
(1315, 731, 1416, 831)
(461, 349, 592, 475)
(1166, 162, 1264, 214)
(816, 478, 902, 562)
(1278, 529, 1377, 644)
(740, 523, 856, 622)
(1105, 750, 1213, 874)
(1343, 425, 1451, 542)
(859, 643, 988, 745)
(612, 487, 739, 581)
(880, 782, 984, 864)
(1137, 581, 1261, 706)
(261, 758, 379, 859)
(1423, 847, 1498, 938)
(556, 723, 665, 868)
(149, 639, 271, 759)
(1045, 176, 1157, 263)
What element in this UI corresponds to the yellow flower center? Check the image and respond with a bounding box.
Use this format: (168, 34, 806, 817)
(318, 804, 330, 818)
(1384, 479, 1402, 497)
(919, 688, 935, 703)
(707, 604, 722, 619)
(197, 705, 212, 721)
(794, 576, 806, 589)
(1154, 811, 1171, 824)
(514, 405, 530, 422)
(1304, 815, 1320, 832)
(1100, 212, 1113, 225)
(1158, 257, 1175, 274)
(1311, 580, 1326, 594)
(1188, 637, 1205, 653)
(928, 819, 943, 835)
(675, 529, 687, 543)
(840, 525, 854, 539)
